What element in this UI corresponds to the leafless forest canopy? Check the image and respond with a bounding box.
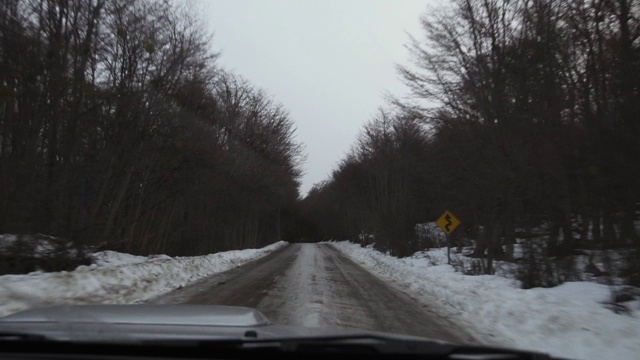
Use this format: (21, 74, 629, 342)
(1, 0, 639, 288)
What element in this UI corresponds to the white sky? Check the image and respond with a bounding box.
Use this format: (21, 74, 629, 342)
(194, 0, 435, 197)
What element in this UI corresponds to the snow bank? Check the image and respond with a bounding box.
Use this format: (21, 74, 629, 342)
(89, 251, 172, 268)
(0, 241, 287, 317)
(330, 241, 640, 360)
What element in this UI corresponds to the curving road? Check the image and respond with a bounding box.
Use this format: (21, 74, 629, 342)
(148, 243, 472, 344)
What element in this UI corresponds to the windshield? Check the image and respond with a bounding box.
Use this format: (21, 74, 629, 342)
(0, 1, 639, 360)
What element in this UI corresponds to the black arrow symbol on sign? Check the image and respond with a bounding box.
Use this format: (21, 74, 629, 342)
(444, 214, 452, 232)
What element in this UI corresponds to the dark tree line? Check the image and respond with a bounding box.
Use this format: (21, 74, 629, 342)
(0, 0, 303, 259)
(300, 0, 639, 286)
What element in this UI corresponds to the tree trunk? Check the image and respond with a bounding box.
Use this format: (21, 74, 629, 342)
(101, 165, 134, 245)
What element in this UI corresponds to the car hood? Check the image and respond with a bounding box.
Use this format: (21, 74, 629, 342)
(0, 305, 561, 359)
(0, 304, 442, 343)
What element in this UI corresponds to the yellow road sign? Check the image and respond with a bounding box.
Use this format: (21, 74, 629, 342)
(436, 210, 461, 235)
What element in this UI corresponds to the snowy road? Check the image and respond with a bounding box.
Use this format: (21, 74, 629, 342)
(3, 238, 637, 360)
(148, 243, 471, 344)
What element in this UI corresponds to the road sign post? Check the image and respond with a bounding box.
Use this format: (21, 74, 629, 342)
(436, 210, 461, 265)
(447, 234, 451, 265)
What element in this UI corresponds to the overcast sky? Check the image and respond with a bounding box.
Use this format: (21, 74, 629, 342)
(195, 0, 434, 197)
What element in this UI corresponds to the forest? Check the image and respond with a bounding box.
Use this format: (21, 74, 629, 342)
(1, 0, 638, 288)
(299, 0, 640, 287)
(0, 0, 303, 263)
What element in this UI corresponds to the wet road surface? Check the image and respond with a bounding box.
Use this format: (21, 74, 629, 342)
(148, 243, 472, 344)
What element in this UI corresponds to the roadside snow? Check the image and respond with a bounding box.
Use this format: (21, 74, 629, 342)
(89, 251, 172, 268)
(0, 241, 287, 317)
(330, 241, 640, 360)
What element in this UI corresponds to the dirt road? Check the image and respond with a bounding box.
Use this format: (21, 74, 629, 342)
(148, 243, 471, 344)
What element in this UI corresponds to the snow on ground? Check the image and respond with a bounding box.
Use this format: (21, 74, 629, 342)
(0, 234, 80, 258)
(2, 233, 636, 359)
(330, 241, 640, 360)
(89, 250, 172, 268)
(0, 234, 18, 249)
(0, 241, 287, 317)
